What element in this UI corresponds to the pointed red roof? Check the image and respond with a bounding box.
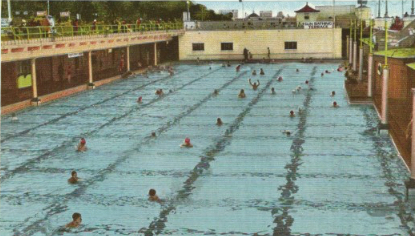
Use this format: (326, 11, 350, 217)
(295, 2, 320, 13)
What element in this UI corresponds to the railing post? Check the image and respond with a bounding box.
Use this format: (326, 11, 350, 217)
(154, 43, 158, 66)
(126, 46, 130, 71)
(381, 65, 389, 125)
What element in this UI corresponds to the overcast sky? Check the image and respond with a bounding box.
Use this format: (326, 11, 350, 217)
(194, 0, 414, 18)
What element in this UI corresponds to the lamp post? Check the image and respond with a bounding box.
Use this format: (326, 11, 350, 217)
(368, 19, 374, 97)
(358, 18, 363, 82)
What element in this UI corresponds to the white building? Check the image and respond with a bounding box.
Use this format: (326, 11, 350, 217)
(219, 10, 239, 20)
(260, 11, 272, 18)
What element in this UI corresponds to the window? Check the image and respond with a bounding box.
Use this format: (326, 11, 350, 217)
(192, 43, 204, 51)
(221, 42, 233, 51)
(285, 42, 297, 50)
(304, 15, 310, 20)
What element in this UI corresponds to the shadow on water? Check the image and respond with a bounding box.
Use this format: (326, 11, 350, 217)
(142, 69, 284, 236)
(272, 66, 317, 236)
(361, 107, 415, 236)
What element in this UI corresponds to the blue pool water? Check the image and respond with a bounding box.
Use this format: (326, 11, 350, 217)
(1, 63, 414, 235)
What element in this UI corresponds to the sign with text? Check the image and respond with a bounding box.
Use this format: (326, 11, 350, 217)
(36, 11, 47, 17)
(68, 53, 83, 58)
(60, 12, 70, 17)
(303, 21, 333, 29)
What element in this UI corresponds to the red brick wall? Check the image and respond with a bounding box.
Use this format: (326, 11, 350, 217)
(1, 61, 33, 106)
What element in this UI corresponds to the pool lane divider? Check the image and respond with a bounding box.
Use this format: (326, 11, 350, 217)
(143, 69, 284, 236)
(15, 70, 248, 235)
(0, 67, 222, 184)
(362, 108, 414, 236)
(272, 66, 317, 236)
(0, 67, 195, 144)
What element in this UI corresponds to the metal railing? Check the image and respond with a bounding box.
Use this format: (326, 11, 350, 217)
(1, 22, 183, 41)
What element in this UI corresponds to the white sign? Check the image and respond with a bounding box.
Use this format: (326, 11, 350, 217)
(37, 11, 47, 17)
(303, 21, 333, 29)
(60, 12, 70, 17)
(68, 53, 83, 58)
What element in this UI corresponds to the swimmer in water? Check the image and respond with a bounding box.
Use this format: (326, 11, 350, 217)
(290, 110, 295, 117)
(155, 89, 164, 96)
(227, 61, 231, 67)
(180, 137, 193, 148)
(332, 101, 339, 107)
(296, 85, 302, 92)
(249, 78, 260, 90)
(236, 64, 241, 72)
(325, 70, 331, 74)
(151, 132, 156, 138)
(148, 189, 161, 202)
(331, 91, 336, 97)
(68, 171, 79, 184)
(137, 96, 142, 103)
(216, 118, 223, 126)
(66, 213, 82, 228)
(321, 72, 324, 77)
(305, 80, 309, 85)
(238, 89, 246, 98)
(11, 113, 18, 121)
(260, 68, 265, 75)
(277, 76, 283, 82)
(252, 70, 257, 76)
(77, 138, 87, 152)
(282, 130, 291, 136)
(213, 89, 219, 96)
(296, 69, 300, 73)
(271, 87, 276, 94)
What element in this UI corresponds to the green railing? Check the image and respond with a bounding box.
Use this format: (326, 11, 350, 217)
(1, 22, 183, 41)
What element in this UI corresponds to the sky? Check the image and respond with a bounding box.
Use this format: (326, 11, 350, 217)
(194, 0, 414, 18)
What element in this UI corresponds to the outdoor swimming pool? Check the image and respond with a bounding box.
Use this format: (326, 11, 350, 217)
(1, 63, 414, 235)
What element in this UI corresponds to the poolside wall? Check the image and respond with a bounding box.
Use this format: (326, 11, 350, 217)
(1, 37, 179, 111)
(178, 28, 342, 61)
(372, 56, 415, 166)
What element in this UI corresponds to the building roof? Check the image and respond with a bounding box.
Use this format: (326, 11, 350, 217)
(247, 12, 259, 18)
(407, 63, 415, 70)
(295, 2, 320, 13)
(374, 48, 415, 59)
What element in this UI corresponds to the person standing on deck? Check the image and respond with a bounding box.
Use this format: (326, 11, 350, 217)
(243, 48, 248, 62)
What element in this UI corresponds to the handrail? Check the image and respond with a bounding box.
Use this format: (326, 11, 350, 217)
(1, 22, 183, 41)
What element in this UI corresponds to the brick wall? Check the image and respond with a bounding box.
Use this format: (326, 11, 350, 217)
(1, 60, 33, 106)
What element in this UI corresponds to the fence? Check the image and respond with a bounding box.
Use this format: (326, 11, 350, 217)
(1, 22, 183, 41)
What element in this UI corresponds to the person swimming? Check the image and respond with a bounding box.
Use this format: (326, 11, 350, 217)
(252, 70, 257, 76)
(11, 113, 18, 121)
(332, 101, 339, 107)
(296, 85, 302, 92)
(137, 96, 142, 103)
(238, 89, 246, 98)
(227, 61, 231, 67)
(213, 89, 219, 96)
(290, 110, 295, 117)
(282, 130, 291, 136)
(249, 78, 260, 90)
(271, 87, 276, 95)
(66, 213, 82, 228)
(331, 91, 336, 97)
(180, 137, 193, 148)
(222, 63, 226, 67)
(68, 171, 79, 184)
(260, 68, 265, 75)
(296, 69, 300, 73)
(321, 72, 324, 77)
(277, 76, 283, 82)
(155, 89, 164, 96)
(151, 132, 156, 138)
(216, 118, 223, 126)
(305, 80, 309, 85)
(325, 70, 331, 74)
(148, 189, 161, 202)
(77, 138, 87, 152)
(236, 64, 241, 72)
